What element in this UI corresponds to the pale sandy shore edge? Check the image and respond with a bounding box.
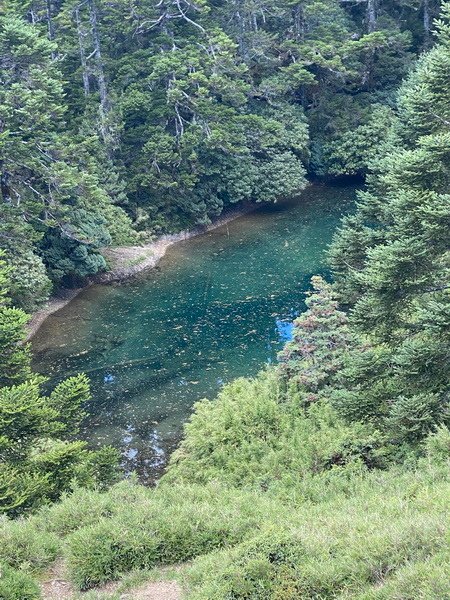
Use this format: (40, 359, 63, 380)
(26, 202, 257, 341)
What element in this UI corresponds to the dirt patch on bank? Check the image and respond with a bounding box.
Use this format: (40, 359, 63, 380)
(97, 237, 181, 283)
(97, 202, 256, 284)
(27, 202, 256, 341)
(40, 560, 75, 600)
(26, 288, 86, 341)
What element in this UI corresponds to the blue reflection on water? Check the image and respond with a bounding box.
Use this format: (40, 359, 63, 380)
(275, 319, 295, 342)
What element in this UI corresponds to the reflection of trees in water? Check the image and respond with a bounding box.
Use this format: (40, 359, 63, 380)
(97, 418, 180, 485)
(86, 352, 220, 413)
(121, 425, 182, 485)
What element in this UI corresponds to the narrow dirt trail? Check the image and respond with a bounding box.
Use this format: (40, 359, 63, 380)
(118, 581, 182, 599)
(40, 561, 182, 600)
(40, 560, 75, 600)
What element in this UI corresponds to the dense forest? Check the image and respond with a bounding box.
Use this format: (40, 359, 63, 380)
(0, 0, 449, 598)
(1, 0, 442, 306)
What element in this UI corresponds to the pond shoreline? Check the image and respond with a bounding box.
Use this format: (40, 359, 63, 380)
(26, 201, 258, 341)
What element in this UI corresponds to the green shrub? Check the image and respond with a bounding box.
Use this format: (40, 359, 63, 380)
(186, 476, 450, 599)
(0, 433, 448, 597)
(65, 483, 279, 590)
(423, 425, 450, 464)
(0, 563, 40, 600)
(187, 529, 310, 599)
(345, 550, 450, 599)
(34, 487, 117, 537)
(166, 372, 385, 490)
(0, 518, 59, 571)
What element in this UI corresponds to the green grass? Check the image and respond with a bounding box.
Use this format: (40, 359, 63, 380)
(0, 372, 448, 598)
(344, 550, 450, 599)
(0, 517, 59, 572)
(0, 463, 447, 596)
(185, 472, 450, 599)
(65, 483, 281, 589)
(0, 563, 41, 600)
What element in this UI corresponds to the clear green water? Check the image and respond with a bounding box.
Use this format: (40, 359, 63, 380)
(32, 182, 356, 480)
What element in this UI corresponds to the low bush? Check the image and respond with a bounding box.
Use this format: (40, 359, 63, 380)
(0, 563, 41, 600)
(0, 517, 59, 571)
(186, 475, 450, 599)
(65, 483, 279, 589)
(33, 486, 121, 537)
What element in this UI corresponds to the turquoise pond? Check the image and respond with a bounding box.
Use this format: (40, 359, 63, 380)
(32, 182, 357, 480)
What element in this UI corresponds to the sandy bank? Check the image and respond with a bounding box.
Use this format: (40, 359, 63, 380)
(26, 202, 256, 340)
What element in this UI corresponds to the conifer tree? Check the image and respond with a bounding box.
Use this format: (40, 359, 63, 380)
(0, 10, 133, 299)
(0, 253, 118, 516)
(278, 276, 360, 404)
(0, 253, 32, 388)
(328, 4, 450, 444)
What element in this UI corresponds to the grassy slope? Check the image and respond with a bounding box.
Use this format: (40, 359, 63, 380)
(1, 371, 449, 599)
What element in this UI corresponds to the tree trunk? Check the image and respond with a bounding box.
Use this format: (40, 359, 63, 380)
(423, 0, 430, 46)
(367, 0, 376, 33)
(88, 0, 111, 144)
(88, 0, 109, 111)
(0, 162, 12, 204)
(46, 0, 56, 59)
(293, 3, 305, 41)
(46, 0, 54, 40)
(235, 8, 247, 62)
(75, 6, 90, 96)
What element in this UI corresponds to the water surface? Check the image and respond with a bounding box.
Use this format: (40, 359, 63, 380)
(32, 182, 356, 480)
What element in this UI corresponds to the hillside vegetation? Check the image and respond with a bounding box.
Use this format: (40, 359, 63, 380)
(0, 0, 449, 599)
(0, 0, 443, 306)
(1, 450, 449, 598)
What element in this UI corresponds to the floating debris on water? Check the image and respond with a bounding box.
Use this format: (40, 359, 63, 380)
(31, 183, 357, 482)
